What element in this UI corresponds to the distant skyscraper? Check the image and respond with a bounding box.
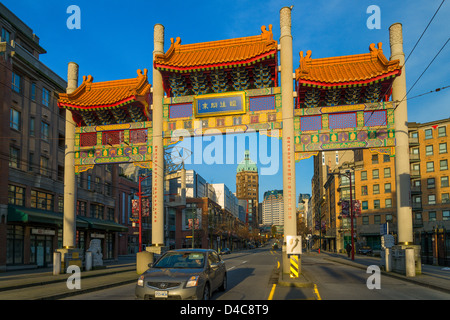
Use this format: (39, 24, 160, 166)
(236, 150, 259, 228)
(262, 190, 284, 226)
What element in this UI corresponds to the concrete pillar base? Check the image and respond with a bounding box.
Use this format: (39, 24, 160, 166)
(137, 251, 154, 275)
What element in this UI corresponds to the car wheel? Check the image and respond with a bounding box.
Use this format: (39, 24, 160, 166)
(219, 273, 227, 292)
(202, 283, 210, 300)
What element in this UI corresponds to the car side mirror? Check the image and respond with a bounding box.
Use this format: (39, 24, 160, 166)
(148, 262, 153, 268)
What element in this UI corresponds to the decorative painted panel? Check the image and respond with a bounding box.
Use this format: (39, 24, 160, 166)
(294, 102, 395, 159)
(74, 121, 152, 173)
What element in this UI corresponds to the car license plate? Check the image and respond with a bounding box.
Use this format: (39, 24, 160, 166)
(155, 291, 168, 298)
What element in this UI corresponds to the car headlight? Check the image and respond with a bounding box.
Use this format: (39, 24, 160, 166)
(186, 275, 199, 288)
(137, 275, 145, 287)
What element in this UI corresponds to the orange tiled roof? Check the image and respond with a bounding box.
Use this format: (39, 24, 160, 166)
(58, 69, 151, 110)
(154, 25, 278, 72)
(295, 43, 401, 86)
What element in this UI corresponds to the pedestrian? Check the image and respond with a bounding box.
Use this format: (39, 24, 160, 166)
(346, 243, 351, 258)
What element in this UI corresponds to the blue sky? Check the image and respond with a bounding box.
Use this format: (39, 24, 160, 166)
(4, 0, 449, 203)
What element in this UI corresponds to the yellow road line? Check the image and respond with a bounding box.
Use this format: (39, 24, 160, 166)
(313, 284, 322, 300)
(268, 284, 276, 300)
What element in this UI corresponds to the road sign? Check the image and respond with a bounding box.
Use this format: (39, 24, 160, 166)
(286, 235, 302, 255)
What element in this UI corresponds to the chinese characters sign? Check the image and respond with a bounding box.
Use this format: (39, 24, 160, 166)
(194, 92, 246, 117)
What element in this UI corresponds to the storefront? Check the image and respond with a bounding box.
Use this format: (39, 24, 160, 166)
(5, 205, 126, 269)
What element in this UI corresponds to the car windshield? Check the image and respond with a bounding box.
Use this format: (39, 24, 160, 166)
(153, 252, 206, 269)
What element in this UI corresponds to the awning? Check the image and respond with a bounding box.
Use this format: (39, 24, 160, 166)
(8, 205, 88, 229)
(78, 217, 128, 232)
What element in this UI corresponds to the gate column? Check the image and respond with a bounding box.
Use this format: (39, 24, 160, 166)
(389, 23, 421, 276)
(63, 62, 78, 249)
(151, 24, 165, 249)
(280, 6, 297, 275)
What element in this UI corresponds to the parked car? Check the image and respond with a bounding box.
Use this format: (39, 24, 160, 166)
(135, 249, 227, 300)
(220, 248, 231, 255)
(357, 246, 373, 255)
(272, 243, 279, 250)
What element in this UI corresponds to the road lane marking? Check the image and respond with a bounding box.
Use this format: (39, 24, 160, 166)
(268, 284, 276, 300)
(313, 284, 322, 300)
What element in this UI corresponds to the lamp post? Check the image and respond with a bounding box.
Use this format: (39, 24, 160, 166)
(138, 174, 151, 252)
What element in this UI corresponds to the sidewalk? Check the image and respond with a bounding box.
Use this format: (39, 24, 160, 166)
(0, 255, 139, 300)
(319, 251, 450, 294)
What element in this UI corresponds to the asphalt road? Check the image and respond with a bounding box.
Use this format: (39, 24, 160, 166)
(62, 246, 450, 300)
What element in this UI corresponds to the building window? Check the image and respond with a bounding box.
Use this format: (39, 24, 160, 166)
(11, 72, 21, 93)
(439, 143, 447, 154)
(385, 198, 392, 208)
(58, 134, 65, 149)
(374, 215, 381, 224)
(77, 201, 87, 216)
(8, 185, 25, 206)
(427, 178, 435, 189)
(425, 145, 433, 156)
(95, 177, 102, 193)
(28, 153, 34, 172)
(2, 28, 11, 43)
(386, 214, 393, 222)
(58, 196, 64, 213)
(442, 176, 449, 188)
(41, 122, 49, 141)
(415, 213, 423, 224)
(426, 161, 434, 172)
(57, 165, 64, 181)
(372, 154, 378, 164)
(31, 83, 36, 101)
(105, 183, 112, 196)
(442, 193, 450, 204)
(107, 207, 114, 221)
(384, 183, 391, 193)
(361, 186, 368, 196)
(443, 210, 450, 221)
(428, 194, 436, 205)
(7, 225, 24, 265)
(372, 169, 379, 179)
(9, 146, 20, 169)
(10, 108, 20, 130)
(440, 159, 448, 171)
(373, 184, 380, 194)
(384, 167, 391, 178)
(374, 199, 380, 209)
(362, 201, 368, 210)
(425, 129, 433, 139)
(361, 171, 367, 181)
(30, 118, 35, 136)
(383, 154, 390, 163)
(31, 190, 54, 211)
(87, 175, 91, 190)
(428, 211, 436, 221)
(42, 88, 50, 107)
(438, 126, 446, 137)
(362, 216, 369, 225)
(40, 156, 49, 177)
(90, 204, 104, 219)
